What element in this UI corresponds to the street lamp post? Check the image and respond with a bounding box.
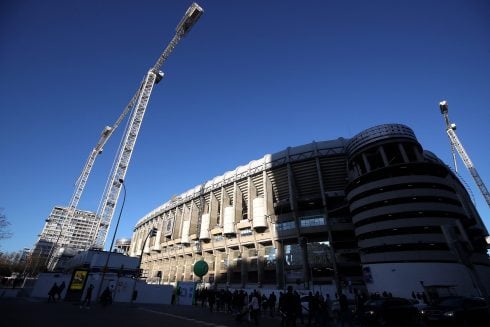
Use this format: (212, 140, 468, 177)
(137, 228, 158, 276)
(96, 178, 126, 299)
(130, 227, 157, 303)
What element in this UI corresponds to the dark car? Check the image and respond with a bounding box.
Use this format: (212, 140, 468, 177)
(360, 297, 419, 326)
(420, 296, 490, 326)
(330, 298, 357, 319)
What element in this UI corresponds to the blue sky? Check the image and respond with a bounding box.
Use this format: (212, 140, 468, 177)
(1, 0, 489, 253)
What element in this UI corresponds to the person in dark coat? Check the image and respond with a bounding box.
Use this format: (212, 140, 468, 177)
(269, 292, 277, 317)
(100, 286, 112, 306)
(56, 281, 65, 301)
(80, 284, 94, 309)
(280, 286, 299, 327)
(208, 289, 216, 312)
(339, 293, 353, 327)
(48, 282, 58, 303)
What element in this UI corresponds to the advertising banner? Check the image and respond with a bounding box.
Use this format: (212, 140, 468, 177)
(69, 270, 88, 290)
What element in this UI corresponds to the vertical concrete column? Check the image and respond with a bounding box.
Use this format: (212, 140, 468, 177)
(219, 187, 224, 226)
(361, 153, 371, 172)
(257, 243, 265, 287)
(349, 161, 361, 179)
(286, 163, 298, 215)
(248, 176, 256, 222)
(234, 182, 243, 222)
(136, 231, 143, 254)
(398, 143, 410, 163)
(153, 230, 161, 251)
(275, 239, 285, 289)
(172, 209, 178, 239)
(263, 171, 274, 219)
(175, 206, 183, 239)
(240, 245, 248, 287)
(226, 250, 231, 286)
(176, 256, 182, 282)
(213, 250, 220, 286)
(161, 258, 167, 283)
(413, 144, 424, 161)
(192, 253, 202, 282)
(157, 216, 164, 247)
(143, 228, 151, 254)
(183, 254, 189, 280)
(299, 237, 310, 289)
(165, 258, 171, 283)
(379, 146, 389, 166)
(315, 156, 342, 296)
(190, 201, 199, 236)
(210, 192, 219, 228)
(129, 234, 136, 256)
(174, 257, 179, 283)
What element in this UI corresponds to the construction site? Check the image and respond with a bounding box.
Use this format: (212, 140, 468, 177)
(15, 1, 490, 304)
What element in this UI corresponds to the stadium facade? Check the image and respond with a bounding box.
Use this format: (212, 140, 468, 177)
(129, 124, 490, 298)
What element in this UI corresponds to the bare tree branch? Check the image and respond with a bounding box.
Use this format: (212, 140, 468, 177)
(0, 208, 12, 241)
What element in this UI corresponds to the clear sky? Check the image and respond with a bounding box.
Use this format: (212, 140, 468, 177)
(1, 0, 489, 253)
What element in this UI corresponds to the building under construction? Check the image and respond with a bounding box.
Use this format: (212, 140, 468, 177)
(130, 124, 490, 298)
(32, 206, 99, 271)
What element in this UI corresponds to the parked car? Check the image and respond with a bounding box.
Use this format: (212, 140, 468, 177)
(299, 295, 355, 319)
(299, 295, 331, 316)
(409, 298, 428, 312)
(420, 296, 490, 326)
(360, 297, 419, 326)
(330, 298, 357, 319)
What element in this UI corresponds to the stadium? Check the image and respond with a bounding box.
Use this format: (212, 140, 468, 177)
(129, 124, 490, 298)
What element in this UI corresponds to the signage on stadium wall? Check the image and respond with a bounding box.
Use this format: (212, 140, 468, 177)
(164, 217, 175, 236)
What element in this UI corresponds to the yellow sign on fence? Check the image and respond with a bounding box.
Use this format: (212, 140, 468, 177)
(70, 270, 88, 290)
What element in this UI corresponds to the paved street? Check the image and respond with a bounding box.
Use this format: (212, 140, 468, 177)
(0, 298, 284, 327)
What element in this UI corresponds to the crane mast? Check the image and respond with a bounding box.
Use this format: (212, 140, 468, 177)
(92, 3, 203, 250)
(66, 85, 143, 216)
(439, 100, 490, 208)
(48, 81, 145, 270)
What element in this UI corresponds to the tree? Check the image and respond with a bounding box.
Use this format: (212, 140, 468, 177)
(0, 208, 12, 243)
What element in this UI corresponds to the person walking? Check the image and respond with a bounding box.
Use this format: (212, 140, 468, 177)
(100, 286, 112, 307)
(250, 291, 261, 325)
(339, 293, 353, 327)
(280, 286, 299, 327)
(307, 291, 318, 327)
(269, 292, 277, 317)
(80, 284, 94, 309)
(208, 289, 216, 312)
(48, 282, 58, 303)
(56, 281, 65, 301)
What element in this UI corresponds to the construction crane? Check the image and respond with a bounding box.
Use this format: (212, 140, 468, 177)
(439, 100, 490, 208)
(46, 82, 148, 270)
(69, 92, 143, 215)
(46, 127, 110, 268)
(92, 3, 203, 250)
